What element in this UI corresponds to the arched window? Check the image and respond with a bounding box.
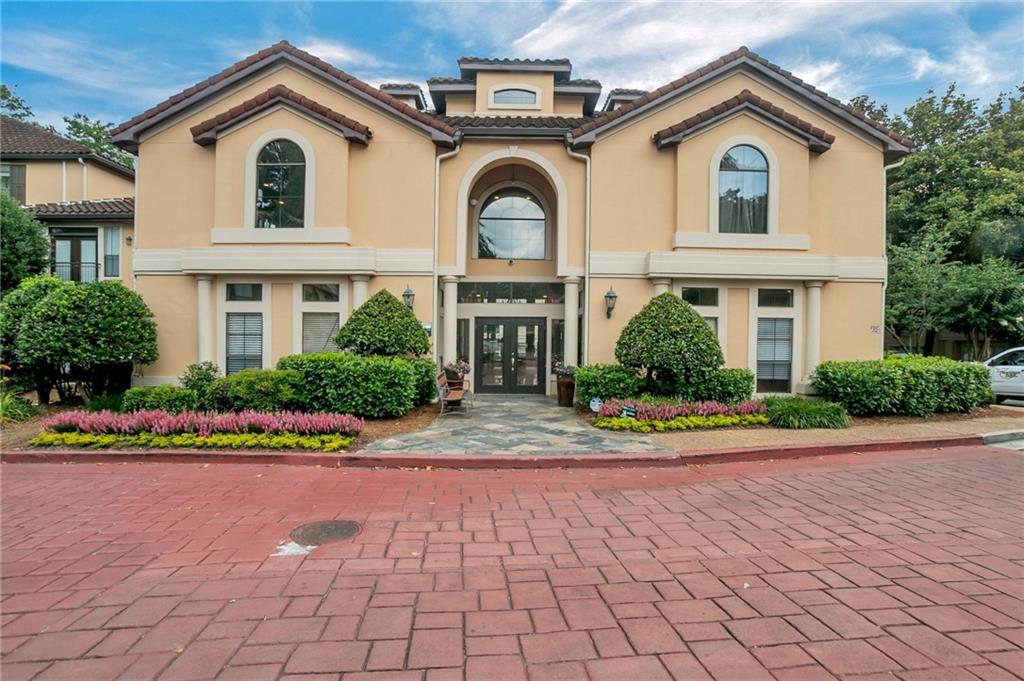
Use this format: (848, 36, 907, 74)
(493, 88, 537, 106)
(718, 144, 768, 234)
(478, 188, 546, 260)
(255, 139, 305, 229)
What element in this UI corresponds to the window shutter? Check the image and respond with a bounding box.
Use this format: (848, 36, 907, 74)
(9, 164, 26, 204)
(302, 312, 339, 354)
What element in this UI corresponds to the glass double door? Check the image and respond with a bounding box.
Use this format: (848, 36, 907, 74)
(475, 318, 546, 394)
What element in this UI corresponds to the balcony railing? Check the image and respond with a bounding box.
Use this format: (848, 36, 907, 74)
(53, 261, 99, 283)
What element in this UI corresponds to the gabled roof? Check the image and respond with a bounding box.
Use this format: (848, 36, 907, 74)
(379, 83, 426, 111)
(601, 88, 648, 113)
(437, 115, 589, 138)
(653, 89, 835, 152)
(571, 46, 911, 157)
(1, 116, 136, 178)
(27, 196, 134, 220)
(112, 41, 456, 151)
(190, 84, 372, 146)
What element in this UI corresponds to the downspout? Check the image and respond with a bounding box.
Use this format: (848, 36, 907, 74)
(880, 156, 905, 356)
(565, 135, 591, 365)
(432, 133, 463, 366)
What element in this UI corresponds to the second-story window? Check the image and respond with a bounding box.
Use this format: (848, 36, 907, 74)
(256, 139, 305, 229)
(719, 144, 768, 234)
(478, 188, 547, 260)
(493, 88, 537, 106)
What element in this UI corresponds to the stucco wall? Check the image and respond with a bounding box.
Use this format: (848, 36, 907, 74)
(474, 72, 555, 115)
(22, 159, 133, 205)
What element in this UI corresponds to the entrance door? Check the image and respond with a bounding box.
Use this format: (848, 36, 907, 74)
(475, 318, 546, 394)
(52, 230, 98, 282)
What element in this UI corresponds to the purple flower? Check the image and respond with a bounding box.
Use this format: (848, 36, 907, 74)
(43, 410, 364, 437)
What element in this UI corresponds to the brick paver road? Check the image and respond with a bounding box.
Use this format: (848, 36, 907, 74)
(1, 446, 1022, 680)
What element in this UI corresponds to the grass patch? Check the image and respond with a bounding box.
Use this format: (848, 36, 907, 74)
(764, 396, 849, 429)
(29, 431, 354, 452)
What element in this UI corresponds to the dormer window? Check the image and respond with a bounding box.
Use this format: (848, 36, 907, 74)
(255, 139, 305, 229)
(718, 144, 768, 234)
(493, 88, 538, 106)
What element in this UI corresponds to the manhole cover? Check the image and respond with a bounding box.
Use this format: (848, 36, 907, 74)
(290, 520, 361, 546)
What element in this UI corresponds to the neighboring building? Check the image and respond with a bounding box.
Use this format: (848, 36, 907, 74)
(1, 116, 135, 284)
(111, 42, 911, 393)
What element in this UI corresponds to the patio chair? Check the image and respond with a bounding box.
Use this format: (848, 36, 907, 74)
(437, 372, 473, 415)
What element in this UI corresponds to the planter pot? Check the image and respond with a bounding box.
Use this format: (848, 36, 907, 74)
(556, 377, 575, 407)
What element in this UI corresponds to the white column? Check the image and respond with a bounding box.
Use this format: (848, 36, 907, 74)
(442, 276, 460, 363)
(196, 275, 213, 363)
(652, 278, 671, 296)
(562, 276, 580, 367)
(805, 280, 824, 379)
(351, 275, 370, 310)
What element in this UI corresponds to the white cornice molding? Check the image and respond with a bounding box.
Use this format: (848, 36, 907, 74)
(590, 251, 884, 282)
(673, 232, 810, 250)
(133, 247, 432, 275)
(211, 227, 352, 244)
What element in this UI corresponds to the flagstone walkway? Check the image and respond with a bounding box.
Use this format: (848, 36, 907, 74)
(361, 395, 666, 454)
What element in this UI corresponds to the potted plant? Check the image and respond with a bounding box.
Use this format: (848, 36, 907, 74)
(443, 359, 471, 388)
(554, 363, 576, 407)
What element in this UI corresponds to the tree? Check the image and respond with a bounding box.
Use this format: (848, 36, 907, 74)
(884, 236, 955, 353)
(945, 258, 1024, 360)
(334, 289, 429, 357)
(0, 276, 75, 403)
(0, 84, 33, 120)
(1, 192, 51, 292)
(614, 292, 723, 394)
(16, 281, 158, 397)
(62, 113, 134, 169)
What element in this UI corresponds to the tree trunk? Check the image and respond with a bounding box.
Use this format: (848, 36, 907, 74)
(923, 329, 937, 356)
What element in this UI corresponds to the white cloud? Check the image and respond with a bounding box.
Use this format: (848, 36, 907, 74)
(296, 40, 383, 69)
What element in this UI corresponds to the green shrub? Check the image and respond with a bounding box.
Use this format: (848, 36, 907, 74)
(180, 362, 220, 411)
(335, 290, 429, 357)
(574, 364, 642, 405)
(122, 385, 197, 413)
(208, 369, 305, 412)
(1, 192, 50, 292)
(278, 353, 415, 418)
(30, 431, 354, 452)
(812, 355, 992, 416)
(677, 368, 754, 403)
(764, 396, 850, 429)
(1, 276, 75, 403)
(0, 392, 36, 422)
(615, 293, 724, 394)
(87, 393, 124, 413)
(594, 413, 768, 432)
(410, 358, 437, 406)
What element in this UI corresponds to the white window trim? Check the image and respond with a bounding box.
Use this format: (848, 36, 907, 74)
(217, 278, 272, 372)
(235, 129, 318, 240)
(747, 282, 803, 396)
(471, 180, 552, 262)
(488, 84, 542, 111)
(292, 279, 350, 354)
(674, 280, 728, 361)
(676, 135, 811, 251)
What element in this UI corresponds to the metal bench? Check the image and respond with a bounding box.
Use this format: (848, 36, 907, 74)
(437, 372, 473, 415)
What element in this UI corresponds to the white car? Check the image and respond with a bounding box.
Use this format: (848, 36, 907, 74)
(984, 347, 1024, 404)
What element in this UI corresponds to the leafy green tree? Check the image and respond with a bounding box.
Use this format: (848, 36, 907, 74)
(335, 289, 429, 357)
(884, 237, 955, 353)
(0, 276, 74, 403)
(62, 113, 134, 169)
(1, 192, 51, 292)
(614, 292, 723, 394)
(0, 84, 33, 120)
(945, 258, 1024, 360)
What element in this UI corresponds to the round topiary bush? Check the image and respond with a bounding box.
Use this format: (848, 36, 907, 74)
(614, 293, 724, 394)
(334, 289, 429, 357)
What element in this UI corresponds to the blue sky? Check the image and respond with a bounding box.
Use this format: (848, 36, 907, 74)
(2, 1, 1022, 132)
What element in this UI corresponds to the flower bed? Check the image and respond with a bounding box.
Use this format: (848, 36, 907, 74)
(594, 399, 768, 432)
(30, 409, 363, 452)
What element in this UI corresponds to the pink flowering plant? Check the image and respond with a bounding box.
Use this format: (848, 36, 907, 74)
(598, 399, 765, 420)
(42, 410, 364, 438)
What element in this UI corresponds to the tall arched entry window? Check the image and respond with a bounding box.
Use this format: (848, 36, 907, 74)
(255, 139, 305, 229)
(477, 187, 547, 260)
(718, 144, 768, 234)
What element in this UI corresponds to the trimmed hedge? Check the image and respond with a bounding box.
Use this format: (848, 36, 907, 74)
(278, 353, 416, 418)
(122, 386, 197, 414)
(335, 290, 430, 357)
(410, 358, 437, 407)
(811, 355, 992, 416)
(574, 364, 642, 405)
(209, 369, 305, 412)
(678, 368, 754, 404)
(764, 396, 849, 429)
(595, 413, 768, 432)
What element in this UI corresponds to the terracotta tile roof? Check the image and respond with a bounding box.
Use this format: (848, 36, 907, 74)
(653, 89, 835, 150)
(458, 57, 572, 68)
(559, 79, 602, 88)
(1, 116, 135, 177)
(190, 84, 372, 145)
(438, 115, 590, 130)
(427, 77, 475, 86)
(112, 41, 455, 143)
(27, 197, 134, 219)
(379, 82, 421, 90)
(572, 46, 912, 150)
(608, 88, 648, 97)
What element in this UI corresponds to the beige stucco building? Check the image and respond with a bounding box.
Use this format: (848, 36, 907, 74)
(1, 116, 136, 285)
(109, 42, 911, 394)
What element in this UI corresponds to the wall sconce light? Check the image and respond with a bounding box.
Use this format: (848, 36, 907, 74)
(402, 284, 415, 308)
(604, 287, 618, 318)
(125, 234, 134, 246)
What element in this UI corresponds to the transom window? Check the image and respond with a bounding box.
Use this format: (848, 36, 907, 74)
(256, 139, 305, 229)
(680, 287, 719, 307)
(477, 188, 547, 260)
(493, 88, 537, 106)
(719, 144, 768, 234)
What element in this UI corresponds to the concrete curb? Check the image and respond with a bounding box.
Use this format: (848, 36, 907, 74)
(0, 432, 1000, 469)
(980, 430, 1024, 445)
